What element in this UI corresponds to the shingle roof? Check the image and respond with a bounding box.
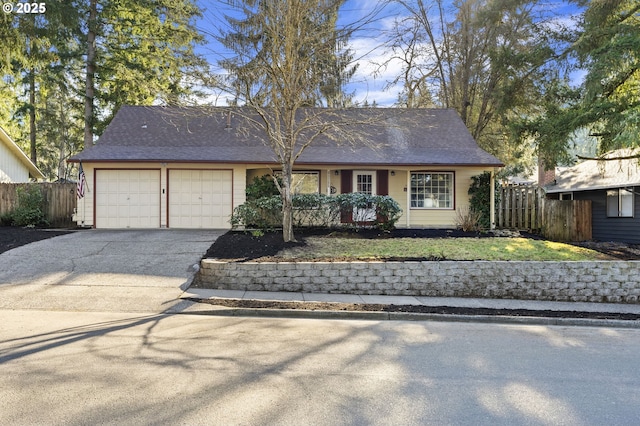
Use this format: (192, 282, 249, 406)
(546, 149, 640, 193)
(71, 106, 503, 167)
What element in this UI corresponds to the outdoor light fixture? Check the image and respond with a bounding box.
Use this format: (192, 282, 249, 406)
(334, 170, 339, 175)
(391, 170, 395, 176)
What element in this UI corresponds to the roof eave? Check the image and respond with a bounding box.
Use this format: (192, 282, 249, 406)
(547, 182, 640, 194)
(68, 157, 504, 168)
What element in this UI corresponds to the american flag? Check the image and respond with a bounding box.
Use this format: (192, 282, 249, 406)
(77, 162, 87, 199)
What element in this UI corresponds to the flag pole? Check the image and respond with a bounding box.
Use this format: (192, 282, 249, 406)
(77, 161, 89, 226)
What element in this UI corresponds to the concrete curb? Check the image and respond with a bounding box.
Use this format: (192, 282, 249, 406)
(177, 301, 640, 329)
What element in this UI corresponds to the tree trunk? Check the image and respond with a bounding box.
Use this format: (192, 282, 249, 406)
(58, 101, 67, 180)
(84, 0, 97, 146)
(280, 161, 296, 242)
(282, 194, 295, 242)
(29, 68, 36, 165)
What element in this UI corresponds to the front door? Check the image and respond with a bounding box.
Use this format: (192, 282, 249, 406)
(353, 171, 377, 221)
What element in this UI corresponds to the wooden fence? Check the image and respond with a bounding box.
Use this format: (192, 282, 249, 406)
(541, 199, 592, 242)
(497, 185, 592, 241)
(497, 185, 544, 231)
(0, 183, 77, 227)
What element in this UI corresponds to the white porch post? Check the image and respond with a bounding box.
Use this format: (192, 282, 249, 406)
(406, 170, 411, 227)
(490, 169, 496, 230)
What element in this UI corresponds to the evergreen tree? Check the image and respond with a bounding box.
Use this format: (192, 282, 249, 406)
(574, 0, 640, 152)
(515, 0, 639, 162)
(0, 0, 207, 180)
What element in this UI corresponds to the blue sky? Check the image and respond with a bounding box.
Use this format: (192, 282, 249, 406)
(194, 0, 407, 105)
(194, 0, 583, 107)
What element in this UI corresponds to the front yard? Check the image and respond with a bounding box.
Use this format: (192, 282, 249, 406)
(197, 228, 640, 304)
(278, 236, 613, 261)
(205, 229, 617, 262)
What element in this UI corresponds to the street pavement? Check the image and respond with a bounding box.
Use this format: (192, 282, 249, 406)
(1, 310, 639, 425)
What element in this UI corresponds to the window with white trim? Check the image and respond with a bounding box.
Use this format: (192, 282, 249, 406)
(607, 188, 634, 217)
(559, 192, 573, 200)
(291, 171, 320, 194)
(410, 172, 453, 209)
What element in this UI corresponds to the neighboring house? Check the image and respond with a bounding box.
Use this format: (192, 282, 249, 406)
(0, 126, 44, 182)
(546, 149, 640, 243)
(69, 106, 503, 229)
(506, 165, 567, 187)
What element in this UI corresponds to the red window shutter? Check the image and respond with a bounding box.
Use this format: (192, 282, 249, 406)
(377, 170, 389, 196)
(341, 170, 352, 193)
(340, 170, 353, 223)
(376, 170, 389, 224)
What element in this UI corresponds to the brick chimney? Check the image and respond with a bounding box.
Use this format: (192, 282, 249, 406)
(538, 156, 555, 187)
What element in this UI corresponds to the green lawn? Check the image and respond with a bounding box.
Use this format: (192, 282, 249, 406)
(279, 237, 612, 261)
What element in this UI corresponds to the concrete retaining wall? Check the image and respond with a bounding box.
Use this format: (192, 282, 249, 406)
(196, 260, 640, 304)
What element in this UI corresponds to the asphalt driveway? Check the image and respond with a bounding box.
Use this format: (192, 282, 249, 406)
(0, 229, 224, 313)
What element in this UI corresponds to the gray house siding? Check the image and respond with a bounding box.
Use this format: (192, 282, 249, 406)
(573, 188, 640, 243)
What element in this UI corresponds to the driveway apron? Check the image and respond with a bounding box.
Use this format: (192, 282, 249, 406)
(0, 229, 223, 313)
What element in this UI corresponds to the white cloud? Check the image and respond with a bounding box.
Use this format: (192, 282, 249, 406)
(347, 34, 406, 106)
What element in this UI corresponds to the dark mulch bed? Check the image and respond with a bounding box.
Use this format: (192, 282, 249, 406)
(0, 226, 75, 255)
(574, 241, 640, 261)
(204, 228, 535, 261)
(189, 298, 640, 321)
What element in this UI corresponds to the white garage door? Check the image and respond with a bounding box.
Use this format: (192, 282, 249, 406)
(95, 169, 161, 228)
(169, 169, 233, 228)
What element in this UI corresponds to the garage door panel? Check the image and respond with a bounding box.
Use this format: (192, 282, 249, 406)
(96, 170, 160, 229)
(169, 169, 232, 229)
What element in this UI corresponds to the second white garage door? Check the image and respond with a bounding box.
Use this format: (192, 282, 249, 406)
(168, 169, 233, 228)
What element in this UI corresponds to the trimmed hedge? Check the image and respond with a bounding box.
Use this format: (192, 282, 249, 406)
(230, 193, 402, 231)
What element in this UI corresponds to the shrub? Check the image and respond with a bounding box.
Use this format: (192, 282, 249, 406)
(334, 193, 402, 231)
(0, 212, 13, 226)
(454, 207, 482, 232)
(230, 195, 282, 230)
(230, 193, 403, 232)
(468, 171, 499, 230)
(292, 193, 341, 227)
(371, 195, 403, 231)
(11, 185, 47, 227)
(246, 175, 280, 201)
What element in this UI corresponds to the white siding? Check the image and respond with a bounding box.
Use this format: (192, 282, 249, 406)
(0, 140, 30, 183)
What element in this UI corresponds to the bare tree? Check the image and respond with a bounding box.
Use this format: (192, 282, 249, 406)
(388, 0, 562, 167)
(215, 0, 383, 242)
(378, 17, 437, 108)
